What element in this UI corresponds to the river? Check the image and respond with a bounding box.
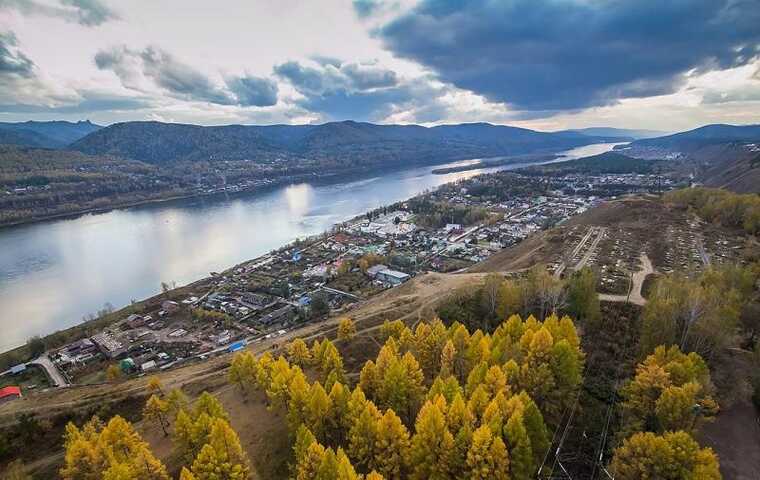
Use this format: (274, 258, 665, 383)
(0, 142, 622, 352)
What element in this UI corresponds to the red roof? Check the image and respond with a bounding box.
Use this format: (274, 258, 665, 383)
(0, 386, 21, 398)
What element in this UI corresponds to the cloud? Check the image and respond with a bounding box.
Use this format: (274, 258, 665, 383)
(0, 0, 118, 26)
(352, 0, 382, 18)
(274, 59, 398, 94)
(0, 31, 34, 77)
(226, 75, 278, 107)
(274, 59, 470, 122)
(0, 92, 151, 114)
(373, 0, 760, 112)
(139, 47, 234, 105)
(95, 45, 279, 107)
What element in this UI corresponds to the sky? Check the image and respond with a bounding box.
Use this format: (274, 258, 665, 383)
(0, 0, 759, 132)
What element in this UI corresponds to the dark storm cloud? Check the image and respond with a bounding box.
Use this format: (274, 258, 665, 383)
(275, 59, 447, 121)
(226, 75, 278, 107)
(0, 0, 118, 26)
(373, 0, 760, 111)
(96, 46, 279, 107)
(0, 32, 34, 77)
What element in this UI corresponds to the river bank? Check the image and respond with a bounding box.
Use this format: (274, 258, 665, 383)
(0, 142, 623, 353)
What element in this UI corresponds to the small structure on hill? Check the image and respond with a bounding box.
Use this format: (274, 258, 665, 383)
(0, 386, 22, 404)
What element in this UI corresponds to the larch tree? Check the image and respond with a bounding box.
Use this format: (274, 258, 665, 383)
(190, 418, 250, 480)
(287, 338, 313, 367)
(610, 430, 720, 480)
(143, 394, 170, 436)
(147, 376, 164, 397)
(60, 415, 169, 480)
(372, 409, 411, 480)
(466, 424, 510, 480)
(347, 401, 382, 472)
(409, 400, 455, 480)
(337, 317, 357, 342)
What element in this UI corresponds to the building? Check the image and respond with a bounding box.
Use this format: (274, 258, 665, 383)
(375, 269, 411, 286)
(126, 314, 145, 328)
(91, 332, 125, 359)
(366, 264, 389, 278)
(0, 386, 22, 404)
(161, 300, 180, 313)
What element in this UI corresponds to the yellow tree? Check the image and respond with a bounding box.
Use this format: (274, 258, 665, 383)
(347, 401, 381, 472)
(373, 409, 411, 480)
(287, 338, 313, 367)
(466, 424, 510, 480)
(190, 418, 250, 480)
(229, 351, 258, 399)
(147, 376, 164, 396)
(409, 400, 455, 480)
(178, 468, 197, 480)
(60, 415, 169, 480)
(106, 364, 122, 382)
(337, 317, 357, 342)
(143, 394, 170, 436)
(610, 430, 720, 480)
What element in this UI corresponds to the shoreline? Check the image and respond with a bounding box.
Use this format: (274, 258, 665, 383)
(0, 142, 619, 356)
(0, 154, 484, 230)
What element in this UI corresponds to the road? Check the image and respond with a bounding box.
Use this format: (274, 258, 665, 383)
(598, 253, 654, 306)
(555, 226, 605, 278)
(28, 354, 70, 387)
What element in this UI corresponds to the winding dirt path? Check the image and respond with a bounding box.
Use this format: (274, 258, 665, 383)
(598, 253, 654, 306)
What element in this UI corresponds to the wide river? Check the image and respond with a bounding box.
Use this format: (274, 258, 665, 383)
(0, 142, 621, 351)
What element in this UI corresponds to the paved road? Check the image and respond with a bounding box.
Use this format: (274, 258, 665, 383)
(598, 253, 654, 306)
(29, 355, 69, 387)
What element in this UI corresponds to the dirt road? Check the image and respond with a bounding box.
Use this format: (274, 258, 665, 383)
(598, 253, 654, 306)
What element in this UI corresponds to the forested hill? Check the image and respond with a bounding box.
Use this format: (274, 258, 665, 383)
(70, 120, 613, 166)
(627, 124, 760, 151)
(0, 120, 101, 148)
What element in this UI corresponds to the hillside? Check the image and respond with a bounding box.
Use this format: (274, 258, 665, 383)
(521, 151, 664, 175)
(563, 127, 665, 139)
(627, 123, 760, 151)
(0, 120, 101, 148)
(71, 120, 610, 166)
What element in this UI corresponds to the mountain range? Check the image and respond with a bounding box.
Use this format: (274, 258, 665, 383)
(0, 120, 101, 149)
(627, 124, 760, 150)
(69, 120, 619, 167)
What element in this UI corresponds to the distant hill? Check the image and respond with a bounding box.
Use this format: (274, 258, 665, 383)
(564, 127, 665, 140)
(628, 124, 760, 151)
(71, 120, 611, 166)
(524, 151, 663, 175)
(0, 120, 101, 148)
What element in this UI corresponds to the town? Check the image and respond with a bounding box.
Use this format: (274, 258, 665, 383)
(0, 165, 700, 392)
